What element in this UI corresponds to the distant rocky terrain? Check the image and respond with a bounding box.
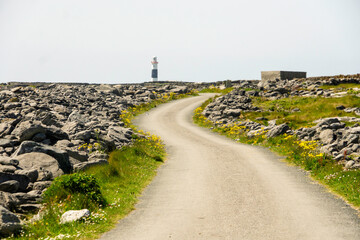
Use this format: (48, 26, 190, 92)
(0, 82, 192, 235)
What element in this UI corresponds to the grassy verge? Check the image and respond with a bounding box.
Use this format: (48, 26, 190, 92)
(319, 83, 360, 90)
(8, 91, 197, 240)
(241, 95, 360, 129)
(199, 87, 233, 94)
(193, 97, 360, 209)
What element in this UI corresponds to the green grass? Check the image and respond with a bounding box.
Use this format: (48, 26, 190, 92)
(10, 138, 164, 240)
(7, 91, 198, 240)
(319, 83, 360, 90)
(193, 98, 360, 209)
(241, 95, 360, 129)
(199, 87, 233, 94)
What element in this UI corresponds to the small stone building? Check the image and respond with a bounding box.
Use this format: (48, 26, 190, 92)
(261, 71, 307, 81)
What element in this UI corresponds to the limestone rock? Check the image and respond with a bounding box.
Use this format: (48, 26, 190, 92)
(0, 157, 19, 166)
(0, 172, 29, 192)
(107, 126, 132, 147)
(33, 181, 52, 191)
(67, 110, 85, 123)
(16, 152, 64, 180)
(0, 180, 19, 193)
(0, 165, 16, 173)
(60, 209, 90, 224)
(266, 124, 290, 138)
(0, 206, 21, 236)
(16, 203, 42, 214)
(11, 121, 46, 142)
(319, 129, 335, 144)
(14, 169, 38, 183)
(12, 141, 72, 174)
(0, 139, 12, 148)
(0, 123, 13, 138)
(13, 192, 41, 204)
(73, 159, 108, 172)
(0, 191, 19, 211)
(315, 118, 340, 128)
(345, 160, 355, 169)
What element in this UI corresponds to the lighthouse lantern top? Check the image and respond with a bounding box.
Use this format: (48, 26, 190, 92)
(152, 56, 158, 64)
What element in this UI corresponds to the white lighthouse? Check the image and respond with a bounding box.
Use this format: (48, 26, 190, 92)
(151, 56, 158, 82)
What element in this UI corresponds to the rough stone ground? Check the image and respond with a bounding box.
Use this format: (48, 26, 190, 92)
(0, 82, 191, 236)
(1, 76, 359, 236)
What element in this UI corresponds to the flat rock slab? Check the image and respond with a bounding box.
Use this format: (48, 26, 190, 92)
(16, 152, 64, 180)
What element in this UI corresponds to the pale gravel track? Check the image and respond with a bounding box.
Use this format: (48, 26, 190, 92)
(100, 94, 360, 240)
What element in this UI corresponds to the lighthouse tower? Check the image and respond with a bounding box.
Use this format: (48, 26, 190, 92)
(151, 56, 158, 82)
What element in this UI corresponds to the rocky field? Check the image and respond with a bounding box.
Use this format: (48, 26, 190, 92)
(1, 75, 360, 236)
(0, 82, 192, 236)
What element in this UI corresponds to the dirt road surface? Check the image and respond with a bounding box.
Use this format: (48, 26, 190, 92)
(101, 94, 360, 240)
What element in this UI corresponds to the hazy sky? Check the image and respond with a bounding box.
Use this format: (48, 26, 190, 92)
(1, 0, 359, 83)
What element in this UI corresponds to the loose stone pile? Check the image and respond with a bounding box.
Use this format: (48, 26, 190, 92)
(297, 118, 360, 167)
(258, 76, 360, 99)
(202, 89, 261, 124)
(0, 82, 190, 235)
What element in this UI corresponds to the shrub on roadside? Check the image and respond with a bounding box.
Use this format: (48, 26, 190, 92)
(43, 173, 106, 210)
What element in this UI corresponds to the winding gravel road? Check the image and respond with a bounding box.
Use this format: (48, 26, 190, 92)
(101, 94, 360, 240)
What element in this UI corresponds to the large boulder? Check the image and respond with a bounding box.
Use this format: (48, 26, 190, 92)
(0, 139, 12, 148)
(33, 181, 52, 191)
(15, 169, 38, 183)
(319, 129, 335, 144)
(0, 180, 19, 193)
(106, 126, 133, 148)
(0, 206, 21, 237)
(223, 109, 241, 118)
(0, 165, 16, 173)
(36, 111, 63, 128)
(61, 121, 84, 137)
(349, 127, 360, 135)
(11, 121, 46, 142)
(74, 130, 94, 141)
(45, 127, 69, 141)
(0, 191, 20, 211)
(170, 86, 188, 94)
(67, 110, 85, 123)
(16, 203, 42, 214)
(315, 118, 340, 128)
(266, 124, 290, 138)
(0, 157, 19, 166)
(0, 172, 30, 192)
(16, 152, 64, 180)
(0, 123, 13, 138)
(12, 141, 72, 174)
(13, 192, 41, 205)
